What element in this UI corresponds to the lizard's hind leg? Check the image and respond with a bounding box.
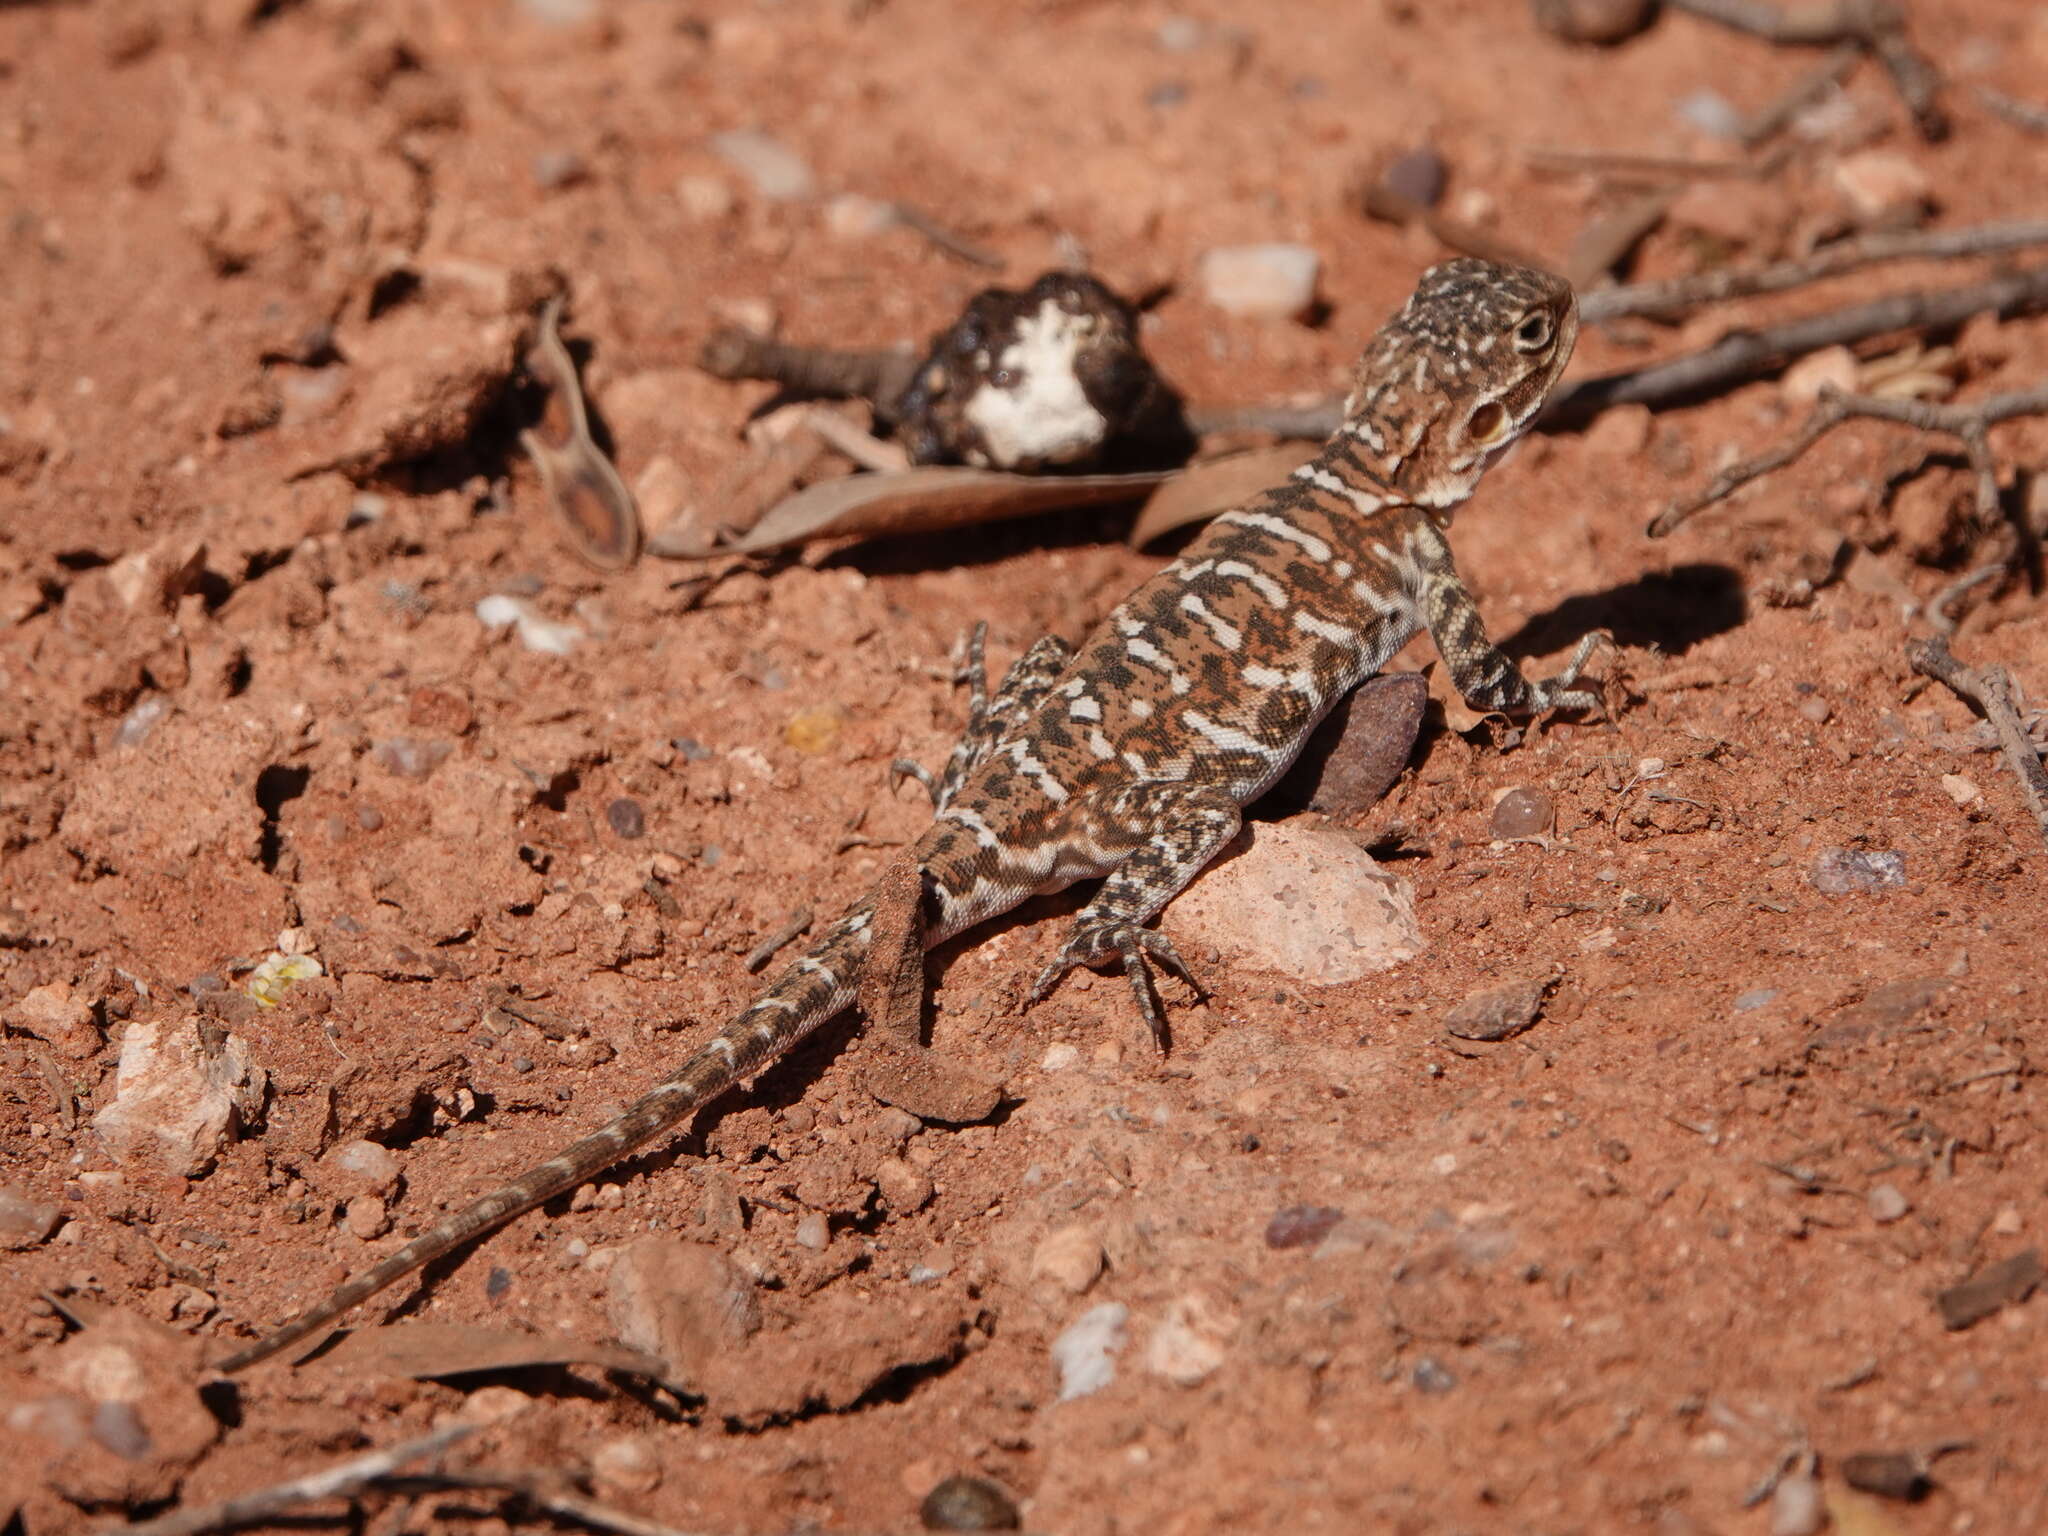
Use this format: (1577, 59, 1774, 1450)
(893, 628, 1075, 810)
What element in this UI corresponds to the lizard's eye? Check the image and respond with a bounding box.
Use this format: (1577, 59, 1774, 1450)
(1466, 400, 1511, 445)
(1513, 312, 1553, 352)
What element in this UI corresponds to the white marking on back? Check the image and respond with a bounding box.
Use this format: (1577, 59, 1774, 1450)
(1088, 729, 1115, 759)
(960, 298, 1110, 469)
(1243, 664, 1317, 693)
(1214, 559, 1288, 607)
(1182, 709, 1276, 759)
(1218, 509, 1333, 563)
(1293, 610, 1357, 646)
(1180, 593, 1242, 651)
(1004, 738, 1071, 802)
(1068, 694, 1102, 722)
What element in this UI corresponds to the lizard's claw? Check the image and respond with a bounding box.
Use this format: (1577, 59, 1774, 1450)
(889, 757, 939, 804)
(1527, 629, 1610, 714)
(1028, 922, 1206, 1048)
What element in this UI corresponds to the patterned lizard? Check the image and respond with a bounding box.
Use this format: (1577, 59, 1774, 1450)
(215, 257, 1601, 1372)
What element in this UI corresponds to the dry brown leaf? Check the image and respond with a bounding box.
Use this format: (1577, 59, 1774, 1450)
(647, 465, 1171, 559)
(1126, 445, 1309, 548)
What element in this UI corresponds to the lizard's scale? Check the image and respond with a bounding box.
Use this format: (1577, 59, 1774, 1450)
(215, 258, 1601, 1373)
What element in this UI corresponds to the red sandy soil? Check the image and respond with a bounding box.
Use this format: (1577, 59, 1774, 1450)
(4, 2, 2048, 1532)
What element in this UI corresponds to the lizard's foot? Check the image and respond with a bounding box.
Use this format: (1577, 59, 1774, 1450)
(1525, 629, 1610, 714)
(1028, 921, 1206, 1048)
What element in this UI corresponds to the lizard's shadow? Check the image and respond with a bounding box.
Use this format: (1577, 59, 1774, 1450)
(1496, 561, 1746, 660)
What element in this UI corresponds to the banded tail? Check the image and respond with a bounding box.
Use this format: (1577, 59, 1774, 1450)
(213, 904, 877, 1372)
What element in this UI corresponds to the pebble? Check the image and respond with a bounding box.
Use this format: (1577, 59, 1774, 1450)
(322, 1139, 402, 1197)
(475, 593, 584, 656)
(1442, 975, 1551, 1042)
(371, 736, 452, 780)
(710, 129, 815, 202)
(606, 1236, 761, 1370)
(1040, 1041, 1080, 1072)
(1381, 145, 1447, 208)
(1411, 1356, 1458, 1395)
(114, 695, 170, 749)
(355, 804, 384, 831)
(675, 174, 736, 222)
(1030, 1225, 1106, 1295)
(874, 1156, 933, 1214)
(1264, 1204, 1343, 1250)
(1051, 1302, 1128, 1401)
(823, 192, 897, 240)
(1940, 774, 1981, 806)
(345, 1194, 390, 1240)
(0, 1184, 60, 1250)
(91, 1017, 264, 1178)
(1145, 1295, 1233, 1387)
(531, 149, 588, 191)
(1489, 786, 1554, 840)
(1833, 150, 1932, 227)
(795, 1212, 830, 1251)
(1781, 345, 1859, 407)
(606, 797, 646, 839)
(1868, 1183, 1910, 1223)
(1810, 847, 1907, 896)
(1531, 0, 1656, 45)
(5, 980, 101, 1060)
(1163, 821, 1423, 986)
(1198, 244, 1320, 321)
(921, 1474, 1021, 1531)
(1732, 988, 1780, 1012)
(1796, 695, 1832, 725)
(515, 0, 595, 22)
(1768, 1470, 1826, 1536)
(1674, 87, 1744, 140)
(591, 1434, 663, 1498)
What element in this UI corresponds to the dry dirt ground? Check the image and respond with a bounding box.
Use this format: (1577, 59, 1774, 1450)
(5, 2, 2048, 1533)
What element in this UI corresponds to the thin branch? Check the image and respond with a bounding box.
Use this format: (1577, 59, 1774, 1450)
(1667, 0, 1947, 140)
(696, 330, 919, 418)
(1578, 221, 2048, 323)
(1971, 85, 2048, 137)
(108, 1425, 475, 1536)
(378, 1470, 712, 1536)
(1525, 148, 1774, 181)
(743, 906, 814, 973)
(1737, 42, 1861, 145)
(1185, 400, 1348, 440)
(1554, 263, 2048, 430)
(1565, 188, 1678, 291)
(1650, 380, 2048, 536)
(1907, 634, 2048, 850)
(889, 203, 1005, 269)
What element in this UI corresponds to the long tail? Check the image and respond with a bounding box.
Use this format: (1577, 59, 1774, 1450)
(214, 903, 877, 1373)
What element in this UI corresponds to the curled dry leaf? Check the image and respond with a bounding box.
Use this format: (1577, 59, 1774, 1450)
(522, 293, 642, 572)
(317, 1320, 676, 1384)
(648, 465, 1175, 560)
(1126, 445, 1312, 548)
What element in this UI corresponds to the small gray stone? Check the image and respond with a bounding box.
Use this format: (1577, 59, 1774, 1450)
(1382, 146, 1447, 208)
(1675, 88, 1745, 140)
(606, 797, 646, 839)
(1412, 1356, 1458, 1394)
(1490, 786, 1554, 840)
(1198, 244, 1320, 321)
(1868, 1183, 1910, 1224)
(531, 149, 588, 191)
(1442, 974, 1551, 1042)
(922, 1474, 1021, 1531)
(1051, 1302, 1128, 1401)
(1769, 1471, 1825, 1536)
(1733, 988, 1779, 1012)
(1811, 847, 1907, 896)
(710, 129, 815, 202)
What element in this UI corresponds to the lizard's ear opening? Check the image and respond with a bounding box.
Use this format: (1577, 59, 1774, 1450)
(1513, 311, 1554, 352)
(1466, 400, 1511, 446)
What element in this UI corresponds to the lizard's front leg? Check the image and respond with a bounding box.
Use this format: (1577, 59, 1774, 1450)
(1027, 779, 1241, 1045)
(1411, 523, 1604, 715)
(894, 628, 1076, 810)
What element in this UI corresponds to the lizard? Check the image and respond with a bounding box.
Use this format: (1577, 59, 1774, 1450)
(213, 256, 1602, 1373)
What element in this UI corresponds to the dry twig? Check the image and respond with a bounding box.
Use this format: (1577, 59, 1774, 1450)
(1555, 263, 2048, 430)
(744, 906, 814, 973)
(1907, 633, 2048, 850)
(109, 1425, 475, 1536)
(379, 1470, 711, 1536)
(1667, 0, 1946, 140)
(1578, 220, 2048, 323)
(1736, 41, 1861, 144)
(696, 329, 918, 417)
(1970, 85, 2048, 137)
(1651, 380, 2048, 536)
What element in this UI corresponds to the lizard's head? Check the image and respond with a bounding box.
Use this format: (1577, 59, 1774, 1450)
(1341, 257, 1578, 514)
